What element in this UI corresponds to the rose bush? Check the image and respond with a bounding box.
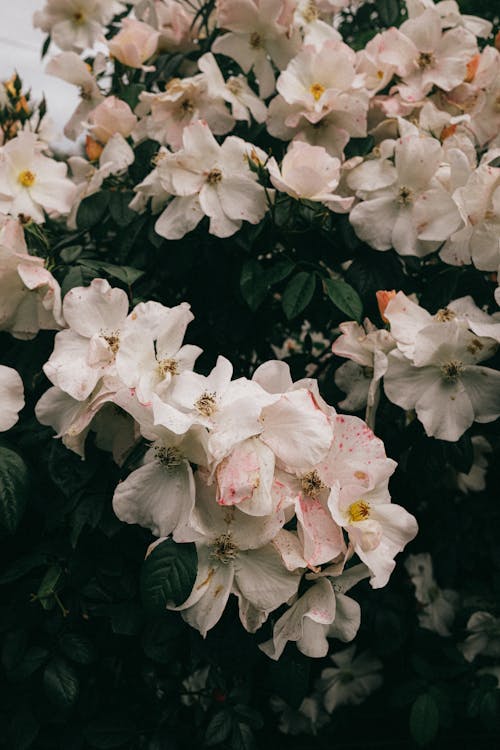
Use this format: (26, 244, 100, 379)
(0, 1, 499, 748)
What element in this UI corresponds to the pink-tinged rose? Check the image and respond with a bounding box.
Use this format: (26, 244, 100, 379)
(108, 19, 160, 69)
(89, 96, 138, 144)
(154, 0, 197, 52)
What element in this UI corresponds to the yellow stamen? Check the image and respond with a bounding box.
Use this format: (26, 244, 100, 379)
(348, 500, 370, 523)
(310, 82, 325, 101)
(18, 170, 36, 188)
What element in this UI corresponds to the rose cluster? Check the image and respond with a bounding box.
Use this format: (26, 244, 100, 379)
(28, 276, 416, 650)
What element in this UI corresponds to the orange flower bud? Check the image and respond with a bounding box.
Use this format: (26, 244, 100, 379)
(85, 135, 103, 162)
(376, 290, 397, 323)
(441, 123, 457, 142)
(464, 54, 480, 83)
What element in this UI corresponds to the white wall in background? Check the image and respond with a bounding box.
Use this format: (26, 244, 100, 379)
(0, 2, 79, 145)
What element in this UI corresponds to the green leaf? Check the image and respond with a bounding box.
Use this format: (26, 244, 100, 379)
(140, 538, 197, 611)
(76, 191, 110, 231)
(11, 647, 49, 682)
(61, 264, 99, 296)
(109, 191, 137, 227)
(230, 722, 255, 750)
(0, 445, 30, 534)
(59, 634, 96, 665)
(282, 272, 316, 320)
(410, 693, 440, 747)
(205, 711, 233, 746)
(9, 708, 39, 750)
(324, 278, 363, 322)
(377, 0, 400, 25)
(240, 260, 268, 311)
(43, 657, 79, 709)
(36, 564, 63, 609)
(0, 553, 47, 584)
(59, 244, 83, 263)
(110, 601, 143, 635)
(264, 259, 294, 286)
(78, 259, 144, 286)
(118, 83, 145, 110)
(84, 716, 136, 748)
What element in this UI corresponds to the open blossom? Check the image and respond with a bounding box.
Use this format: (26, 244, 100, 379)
(67, 134, 135, 229)
(267, 141, 353, 211)
(260, 565, 369, 659)
(45, 52, 105, 140)
(268, 38, 369, 157)
(0, 365, 24, 431)
(34, 0, 124, 52)
(317, 646, 383, 713)
(113, 414, 208, 540)
(115, 301, 201, 403)
(35, 381, 121, 458)
(135, 0, 198, 52)
(0, 217, 64, 339)
(348, 131, 462, 256)
(407, 0, 493, 40)
(169, 475, 298, 636)
(440, 154, 500, 272)
(460, 612, 500, 662)
(198, 53, 267, 126)
(136, 73, 235, 150)
(384, 321, 500, 441)
(389, 7, 478, 103)
(0, 132, 77, 224)
(213, 0, 300, 98)
(89, 96, 138, 145)
(405, 553, 458, 637)
(108, 18, 160, 69)
(148, 120, 268, 240)
(333, 318, 395, 426)
(456, 435, 492, 494)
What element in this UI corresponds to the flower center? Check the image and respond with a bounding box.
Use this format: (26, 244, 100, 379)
(73, 11, 85, 23)
(300, 470, 325, 498)
(466, 338, 484, 355)
(206, 168, 222, 185)
(195, 391, 218, 417)
(211, 532, 239, 564)
(157, 357, 179, 377)
(181, 98, 195, 114)
(302, 1, 319, 22)
(418, 52, 435, 70)
(249, 32, 263, 49)
(435, 308, 456, 322)
(227, 78, 243, 95)
(348, 500, 371, 523)
(18, 170, 36, 188)
(103, 331, 120, 354)
(310, 82, 325, 101)
(154, 444, 183, 468)
(440, 360, 464, 382)
(397, 186, 413, 205)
